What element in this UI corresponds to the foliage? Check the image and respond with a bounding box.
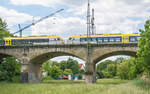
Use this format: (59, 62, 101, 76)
(42, 76, 54, 81)
(60, 60, 67, 71)
(49, 65, 62, 79)
(0, 18, 13, 39)
(42, 58, 82, 79)
(63, 69, 73, 76)
(42, 61, 62, 79)
(42, 60, 52, 73)
(0, 57, 21, 81)
(137, 20, 150, 75)
(97, 60, 114, 71)
(0, 18, 7, 30)
(97, 60, 117, 78)
(117, 58, 138, 80)
(11, 76, 20, 83)
(106, 64, 117, 78)
(66, 58, 79, 74)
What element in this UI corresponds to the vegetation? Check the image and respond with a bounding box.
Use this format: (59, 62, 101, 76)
(97, 57, 143, 80)
(42, 58, 83, 79)
(63, 69, 73, 76)
(0, 57, 21, 82)
(137, 20, 150, 77)
(0, 18, 13, 39)
(0, 79, 149, 94)
(117, 58, 139, 80)
(96, 58, 122, 78)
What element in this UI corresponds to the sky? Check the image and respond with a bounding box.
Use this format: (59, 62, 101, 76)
(0, 0, 150, 63)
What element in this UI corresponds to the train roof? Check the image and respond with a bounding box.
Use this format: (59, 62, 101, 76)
(4, 35, 62, 39)
(69, 33, 140, 38)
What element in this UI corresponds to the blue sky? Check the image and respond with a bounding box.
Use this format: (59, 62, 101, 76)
(0, 0, 150, 63)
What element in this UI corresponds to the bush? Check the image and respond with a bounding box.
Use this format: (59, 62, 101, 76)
(11, 76, 20, 83)
(42, 76, 54, 81)
(0, 57, 21, 81)
(117, 58, 138, 80)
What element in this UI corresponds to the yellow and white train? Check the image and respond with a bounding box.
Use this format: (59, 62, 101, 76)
(0, 35, 64, 46)
(0, 34, 140, 46)
(68, 34, 140, 44)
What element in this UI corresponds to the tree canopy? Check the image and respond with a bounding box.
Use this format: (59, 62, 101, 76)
(137, 20, 150, 75)
(0, 18, 13, 39)
(0, 57, 21, 81)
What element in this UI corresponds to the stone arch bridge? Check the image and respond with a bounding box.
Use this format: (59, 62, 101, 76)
(0, 43, 138, 83)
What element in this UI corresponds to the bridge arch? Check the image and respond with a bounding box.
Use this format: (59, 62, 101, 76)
(29, 51, 85, 64)
(25, 51, 85, 83)
(93, 50, 137, 64)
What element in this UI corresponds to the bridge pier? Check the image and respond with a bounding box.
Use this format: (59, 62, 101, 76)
(20, 57, 42, 83)
(85, 62, 96, 83)
(21, 63, 42, 83)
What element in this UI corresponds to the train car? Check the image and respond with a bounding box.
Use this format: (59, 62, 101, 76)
(68, 34, 140, 44)
(0, 39, 5, 46)
(127, 34, 140, 43)
(3, 35, 64, 46)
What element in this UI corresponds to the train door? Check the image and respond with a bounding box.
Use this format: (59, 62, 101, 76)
(5, 39, 11, 46)
(123, 35, 129, 43)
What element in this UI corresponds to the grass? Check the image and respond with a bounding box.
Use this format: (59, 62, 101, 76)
(0, 79, 149, 94)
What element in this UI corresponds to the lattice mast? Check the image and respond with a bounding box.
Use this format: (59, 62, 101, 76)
(91, 9, 96, 35)
(86, 0, 91, 69)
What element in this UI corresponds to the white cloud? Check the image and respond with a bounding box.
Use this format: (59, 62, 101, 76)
(7, 0, 150, 37)
(10, 0, 85, 7)
(91, 0, 149, 34)
(0, 6, 32, 27)
(31, 16, 86, 38)
(10, 0, 60, 7)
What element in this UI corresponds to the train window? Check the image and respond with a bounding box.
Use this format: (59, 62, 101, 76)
(103, 37, 108, 42)
(97, 37, 103, 42)
(91, 38, 97, 42)
(130, 37, 136, 42)
(81, 38, 87, 42)
(115, 37, 121, 42)
(109, 37, 114, 42)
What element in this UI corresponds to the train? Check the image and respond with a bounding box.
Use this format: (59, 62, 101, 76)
(0, 35, 64, 46)
(68, 34, 140, 44)
(0, 34, 140, 46)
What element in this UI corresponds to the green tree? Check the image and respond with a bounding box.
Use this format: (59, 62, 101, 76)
(137, 20, 150, 75)
(0, 57, 21, 81)
(66, 58, 79, 74)
(60, 61, 67, 71)
(63, 69, 73, 76)
(42, 60, 62, 79)
(117, 58, 138, 80)
(0, 18, 7, 30)
(42, 60, 52, 73)
(0, 18, 13, 39)
(97, 60, 114, 71)
(107, 64, 117, 77)
(97, 60, 116, 78)
(49, 65, 62, 79)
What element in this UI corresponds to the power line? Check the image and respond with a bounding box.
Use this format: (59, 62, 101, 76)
(13, 9, 64, 37)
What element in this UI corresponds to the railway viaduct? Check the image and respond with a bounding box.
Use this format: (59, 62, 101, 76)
(0, 43, 138, 83)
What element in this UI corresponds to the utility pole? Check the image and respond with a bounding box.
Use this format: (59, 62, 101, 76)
(91, 9, 95, 35)
(86, 0, 91, 64)
(86, 0, 92, 78)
